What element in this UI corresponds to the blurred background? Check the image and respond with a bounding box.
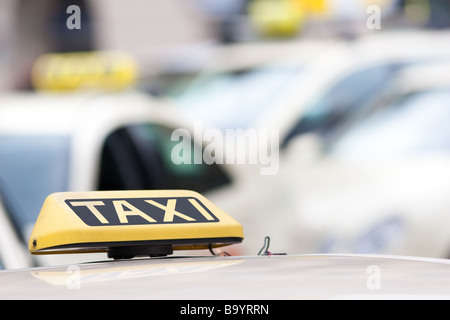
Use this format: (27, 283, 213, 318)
(1, 0, 450, 269)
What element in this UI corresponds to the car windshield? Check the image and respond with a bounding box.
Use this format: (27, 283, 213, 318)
(0, 135, 71, 240)
(281, 62, 403, 147)
(171, 65, 303, 130)
(328, 89, 450, 160)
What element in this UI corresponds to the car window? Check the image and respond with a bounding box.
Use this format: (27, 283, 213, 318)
(98, 123, 231, 193)
(282, 63, 402, 147)
(0, 135, 71, 240)
(328, 89, 450, 160)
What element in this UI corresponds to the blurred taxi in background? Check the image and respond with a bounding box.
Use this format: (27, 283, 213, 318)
(161, 31, 450, 256)
(283, 60, 450, 259)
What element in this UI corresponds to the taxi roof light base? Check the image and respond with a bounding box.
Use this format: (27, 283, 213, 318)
(107, 245, 173, 260)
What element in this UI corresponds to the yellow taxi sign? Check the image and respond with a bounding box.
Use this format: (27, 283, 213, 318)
(29, 190, 243, 259)
(31, 51, 138, 92)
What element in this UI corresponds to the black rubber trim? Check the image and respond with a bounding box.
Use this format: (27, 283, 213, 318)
(35, 237, 243, 257)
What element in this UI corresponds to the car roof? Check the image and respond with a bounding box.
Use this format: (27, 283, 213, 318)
(0, 90, 182, 135)
(1, 253, 450, 299)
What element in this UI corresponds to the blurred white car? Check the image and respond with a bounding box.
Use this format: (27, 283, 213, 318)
(186, 31, 450, 255)
(283, 62, 450, 259)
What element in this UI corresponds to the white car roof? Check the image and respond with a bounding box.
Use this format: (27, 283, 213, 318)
(1, 254, 450, 300)
(0, 90, 183, 135)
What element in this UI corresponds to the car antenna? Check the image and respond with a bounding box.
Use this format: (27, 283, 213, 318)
(258, 236, 286, 256)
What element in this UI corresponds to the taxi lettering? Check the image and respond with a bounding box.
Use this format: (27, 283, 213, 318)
(66, 197, 219, 226)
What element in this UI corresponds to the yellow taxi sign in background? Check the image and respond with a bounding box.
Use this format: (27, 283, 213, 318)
(29, 190, 244, 259)
(248, 0, 329, 37)
(31, 51, 138, 92)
